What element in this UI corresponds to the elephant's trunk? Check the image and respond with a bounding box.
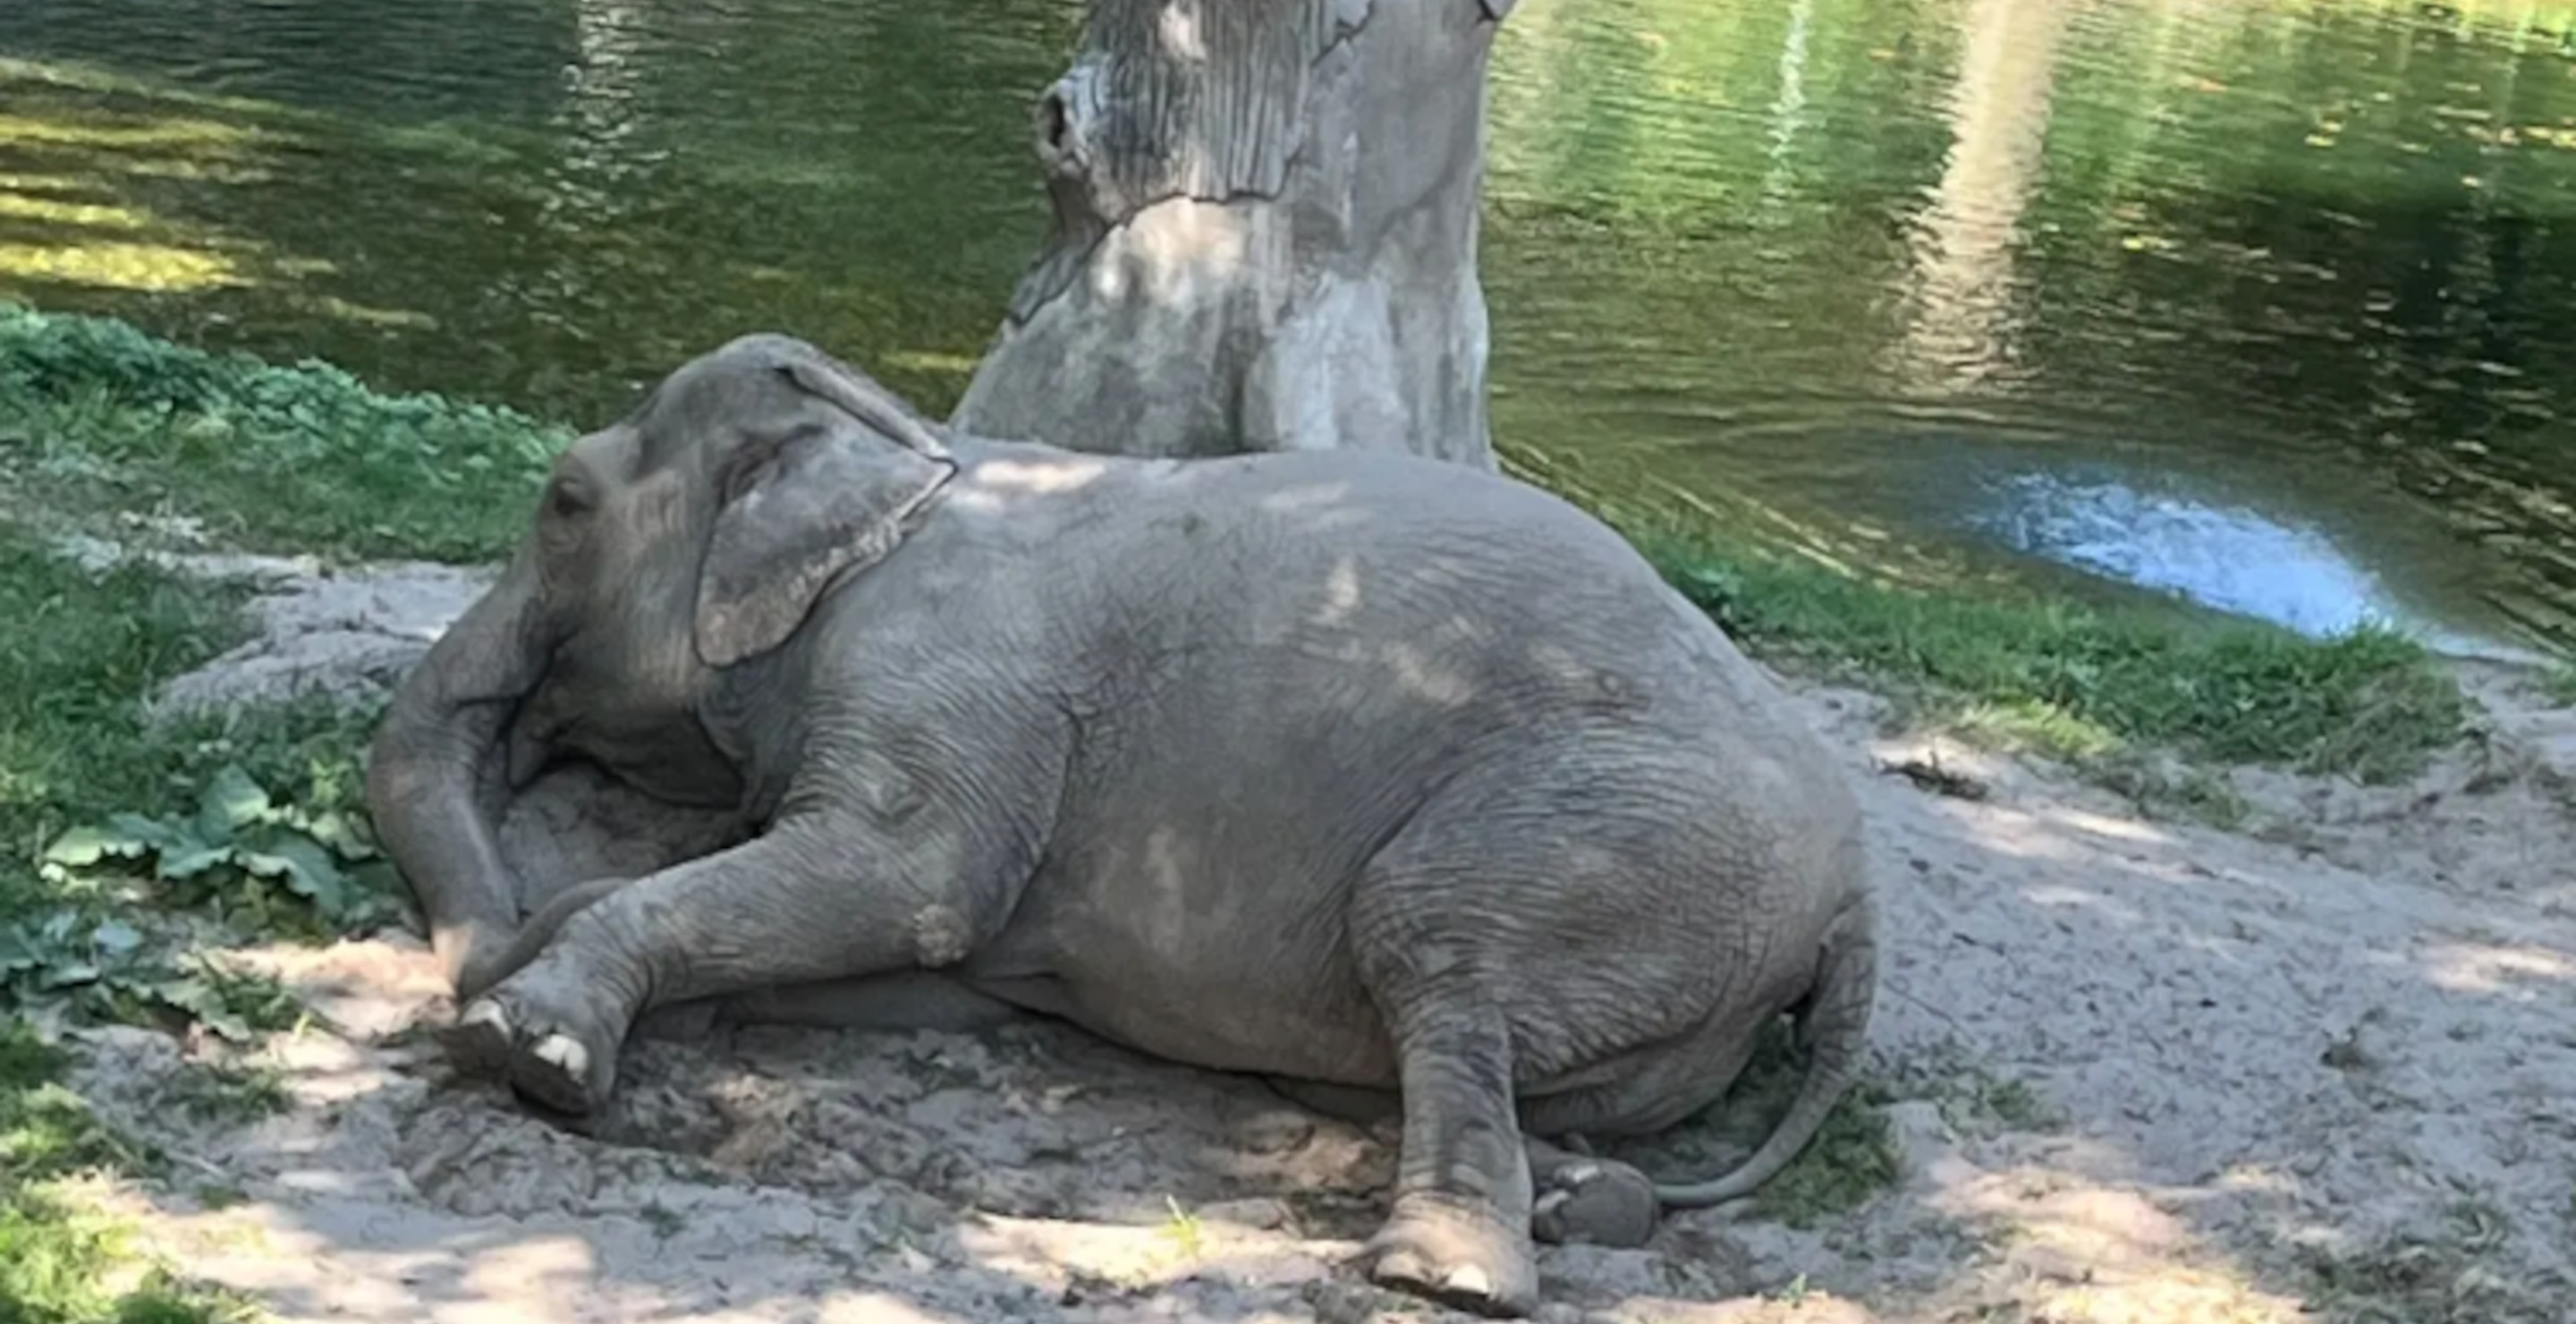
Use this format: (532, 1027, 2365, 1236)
(367, 550, 551, 1002)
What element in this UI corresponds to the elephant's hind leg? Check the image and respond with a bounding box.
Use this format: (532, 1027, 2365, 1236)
(1346, 984, 1541, 1318)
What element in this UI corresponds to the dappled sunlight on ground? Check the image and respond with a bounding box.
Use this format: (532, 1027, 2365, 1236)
(1921, 1164, 2309, 1323)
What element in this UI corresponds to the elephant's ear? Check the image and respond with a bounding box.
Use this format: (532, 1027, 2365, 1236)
(691, 413, 953, 669)
(771, 347, 953, 462)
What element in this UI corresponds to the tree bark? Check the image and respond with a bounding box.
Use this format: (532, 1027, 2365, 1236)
(949, 0, 1513, 469)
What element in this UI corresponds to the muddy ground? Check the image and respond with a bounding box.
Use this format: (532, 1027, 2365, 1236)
(52, 557, 2576, 1323)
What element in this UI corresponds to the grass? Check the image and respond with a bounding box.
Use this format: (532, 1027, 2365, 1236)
(1726, 1023, 1904, 1229)
(0, 522, 388, 1035)
(0, 310, 542, 1323)
(0, 300, 560, 563)
(1504, 469, 2472, 784)
(1495, 447, 2470, 786)
(157, 1060, 289, 1128)
(1, 1023, 259, 1324)
(1642, 536, 2467, 783)
(1597, 1019, 1904, 1230)
(2294, 1199, 2557, 1324)
(1157, 1196, 1208, 1260)
(0, 521, 384, 895)
(1748, 1082, 1902, 1229)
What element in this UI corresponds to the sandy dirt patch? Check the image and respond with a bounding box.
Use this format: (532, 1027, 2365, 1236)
(47, 561, 2576, 1323)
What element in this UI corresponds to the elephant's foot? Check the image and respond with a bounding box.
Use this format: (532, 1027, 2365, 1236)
(439, 971, 628, 1116)
(1359, 1194, 1539, 1319)
(1529, 1148, 1658, 1248)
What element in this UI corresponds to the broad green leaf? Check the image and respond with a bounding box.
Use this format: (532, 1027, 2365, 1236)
(196, 764, 273, 838)
(237, 832, 350, 917)
(107, 812, 186, 853)
(90, 920, 144, 954)
(157, 844, 234, 880)
(40, 823, 153, 868)
(301, 809, 377, 861)
(38, 960, 99, 989)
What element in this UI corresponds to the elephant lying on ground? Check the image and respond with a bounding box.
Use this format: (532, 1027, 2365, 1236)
(366, 333, 1879, 1318)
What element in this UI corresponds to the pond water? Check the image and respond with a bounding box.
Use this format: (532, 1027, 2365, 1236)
(4, 0, 2575, 658)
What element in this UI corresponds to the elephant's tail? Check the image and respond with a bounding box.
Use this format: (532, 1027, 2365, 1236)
(1650, 888, 1880, 1209)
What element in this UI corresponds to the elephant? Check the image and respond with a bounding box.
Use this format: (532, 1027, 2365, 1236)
(365, 332, 1879, 1318)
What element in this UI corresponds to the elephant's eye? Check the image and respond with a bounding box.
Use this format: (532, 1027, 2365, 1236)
(547, 476, 594, 519)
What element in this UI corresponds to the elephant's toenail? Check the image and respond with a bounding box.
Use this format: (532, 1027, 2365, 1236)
(1443, 1264, 1493, 1296)
(534, 1033, 589, 1076)
(1562, 1161, 1600, 1184)
(1534, 1190, 1571, 1218)
(461, 1000, 509, 1031)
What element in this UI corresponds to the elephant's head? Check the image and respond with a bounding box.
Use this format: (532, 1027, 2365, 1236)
(366, 334, 957, 998)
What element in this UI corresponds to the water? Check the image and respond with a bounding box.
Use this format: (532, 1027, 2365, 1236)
(4, 0, 2575, 658)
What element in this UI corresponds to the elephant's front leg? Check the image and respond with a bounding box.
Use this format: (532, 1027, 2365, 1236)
(445, 813, 1003, 1116)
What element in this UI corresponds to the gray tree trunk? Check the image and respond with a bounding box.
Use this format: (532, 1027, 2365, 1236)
(949, 0, 1513, 470)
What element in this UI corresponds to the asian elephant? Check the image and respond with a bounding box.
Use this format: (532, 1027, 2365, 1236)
(365, 332, 1878, 1318)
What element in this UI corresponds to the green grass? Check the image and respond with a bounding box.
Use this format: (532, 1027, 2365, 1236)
(1491, 446, 2469, 785)
(1723, 1022, 1902, 1229)
(1664, 536, 2465, 781)
(0, 525, 386, 1035)
(1748, 1082, 1902, 1230)
(0, 301, 560, 563)
(0, 526, 378, 903)
(1, 1024, 259, 1324)
(1614, 519, 2465, 785)
(1599, 1019, 1903, 1229)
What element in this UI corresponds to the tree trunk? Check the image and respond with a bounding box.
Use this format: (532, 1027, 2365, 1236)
(949, 0, 1513, 470)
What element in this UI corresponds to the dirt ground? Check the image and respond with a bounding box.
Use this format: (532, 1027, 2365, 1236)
(52, 557, 2576, 1324)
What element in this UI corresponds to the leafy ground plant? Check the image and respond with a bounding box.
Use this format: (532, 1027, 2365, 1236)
(0, 526, 391, 1038)
(0, 913, 301, 1043)
(42, 762, 397, 938)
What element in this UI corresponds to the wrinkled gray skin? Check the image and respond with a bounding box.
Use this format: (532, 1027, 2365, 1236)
(366, 334, 1878, 1319)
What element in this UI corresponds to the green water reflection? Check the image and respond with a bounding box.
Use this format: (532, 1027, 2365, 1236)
(4, 0, 2574, 654)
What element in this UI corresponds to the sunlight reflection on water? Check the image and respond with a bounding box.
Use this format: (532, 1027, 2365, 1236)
(1972, 469, 2535, 661)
